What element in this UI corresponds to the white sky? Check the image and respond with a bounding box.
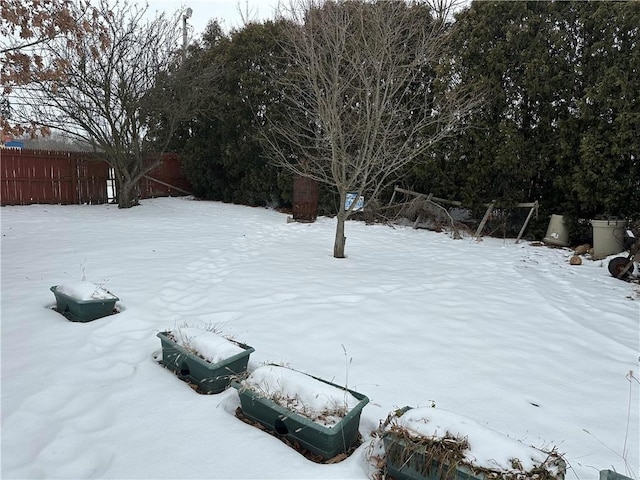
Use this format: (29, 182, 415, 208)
(145, 0, 283, 37)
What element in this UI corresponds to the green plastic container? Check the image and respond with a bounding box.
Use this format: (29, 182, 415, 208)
(232, 375, 369, 460)
(383, 407, 567, 480)
(384, 433, 480, 480)
(50, 285, 119, 322)
(157, 332, 254, 394)
(600, 470, 633, 480)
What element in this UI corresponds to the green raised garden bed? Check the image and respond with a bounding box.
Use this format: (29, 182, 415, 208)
(384, 433, 481, 480)
(157, 331, 254, 394)
(382, 407, 566, 480)
(232, 366, 369, 461)
(50, 283, 119, 322)
(600, 470, 634, 480)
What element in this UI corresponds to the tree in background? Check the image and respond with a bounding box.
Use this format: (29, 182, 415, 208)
(264, 0, 481, 258)
(408, 1, 639, 235)
(572, 2, 640, 219)
(410, 3, 577, 207)
(176, 20, 292, 207)
(11, 0, 203, 208)
(162, 0, 636, 241)
(1, 0, 105, 137)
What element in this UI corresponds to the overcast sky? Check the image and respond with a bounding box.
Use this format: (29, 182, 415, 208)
(145, 0, 283, 37)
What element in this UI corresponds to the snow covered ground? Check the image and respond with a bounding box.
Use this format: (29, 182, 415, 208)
(1, 196, 638, 479)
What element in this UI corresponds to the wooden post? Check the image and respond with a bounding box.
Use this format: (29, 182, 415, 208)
(474, 201, 495, 240)
(143, 175, 193, 196)
(515, 201, 538, 244)
(388, 185, 398, 206)
(393, 186, 462, 207)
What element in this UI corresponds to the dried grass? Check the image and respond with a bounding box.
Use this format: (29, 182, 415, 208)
(384, 424, 468, 480)
(373, 410, 566, 480)
(238, 384, 350, 426)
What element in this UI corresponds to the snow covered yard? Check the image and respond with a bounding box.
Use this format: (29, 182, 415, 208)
(1, 197, 638, 479)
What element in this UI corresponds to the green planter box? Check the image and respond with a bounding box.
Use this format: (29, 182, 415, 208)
(232, 374, 369, 460)
(600, 470, 633, 480)
(384, 434, 481, 480)
(157, 331, 254, 394)
(384, 434, 567, 480)
(50, 285, 119, 322)
(383, 408, 566, 480)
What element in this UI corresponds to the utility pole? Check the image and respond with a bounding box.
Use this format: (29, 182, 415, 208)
(182, 7, 192, 59)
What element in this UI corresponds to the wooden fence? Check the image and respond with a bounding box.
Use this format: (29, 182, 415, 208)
(1, 149, 108, 205)
(0, 149, 191, 206)
(139, 154, 192, 199)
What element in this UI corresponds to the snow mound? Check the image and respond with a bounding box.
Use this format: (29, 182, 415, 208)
(389, 406, 562, 476)
(242, 365, 360, 427)
(170, 327, 245, 364)
(56, 281, 117, 301)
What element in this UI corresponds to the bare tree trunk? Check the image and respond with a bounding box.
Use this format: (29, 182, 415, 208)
(334, 210, 347, 258)
(118, 178, 140, 209)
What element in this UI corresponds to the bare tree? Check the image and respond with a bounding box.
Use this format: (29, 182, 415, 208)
(426, 0, 468, 23)
(11, 0, 207, 208)
(1, 0, 106, 136)
(263, 0, 481, 258)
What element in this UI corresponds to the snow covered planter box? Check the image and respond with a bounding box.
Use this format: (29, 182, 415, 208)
(382, 407, 566, 480)
(50, 282, 119, 322)
(233, 365, 369, 461)
(157, 328, 254, 394)
(599, 470, 634, 480)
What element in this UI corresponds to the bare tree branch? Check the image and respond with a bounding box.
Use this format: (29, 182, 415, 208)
(1, 0, 108, 136)
(11, 0, 209, 208)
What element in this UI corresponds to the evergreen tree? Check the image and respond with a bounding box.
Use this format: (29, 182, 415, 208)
(168, 2, 638, 235)
(571, 2, 640, 219)
(178, 20, 293, 206)
(410, 1, 639, 234)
